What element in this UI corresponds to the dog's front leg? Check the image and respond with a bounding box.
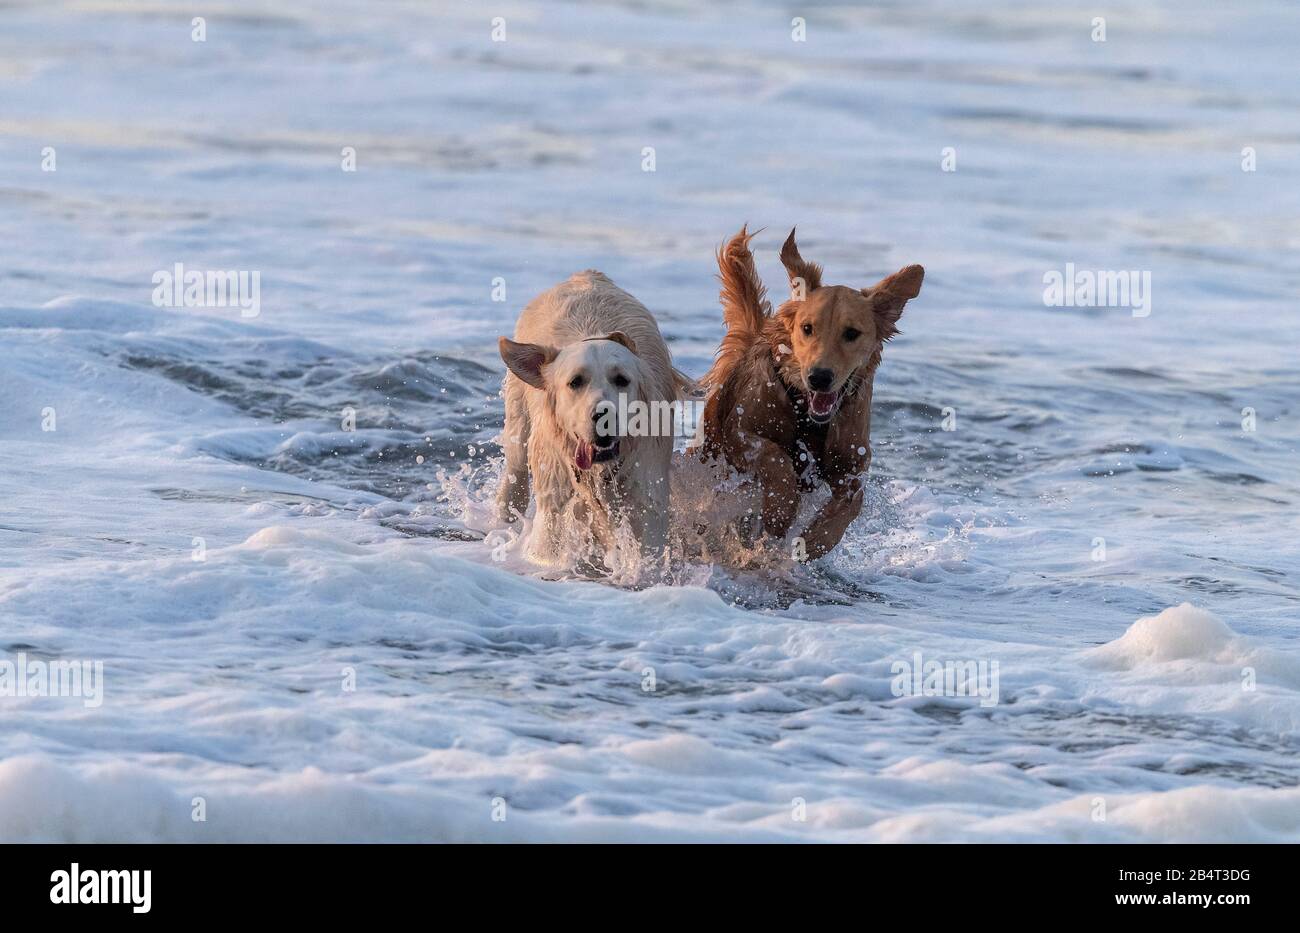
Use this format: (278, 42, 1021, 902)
(631, 477, 669, 565)
(743, 436, 801, 540)
(496, 374, 532, 523)
(797, 476, 864, 560)
(527, 499, 566, 565)
(613, 444, 670, 570)
(526, 460, 573, 565)
(797, 400, 874, 559)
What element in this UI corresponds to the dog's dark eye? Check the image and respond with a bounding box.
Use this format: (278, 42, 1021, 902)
(612, 373, 630, 389)
(568, 375, 586, 390)
(801, 323, 813, 336)
(843, 328, 861, 342)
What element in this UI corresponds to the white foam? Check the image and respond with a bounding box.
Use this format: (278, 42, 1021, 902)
(1089, 603, 1242, 666)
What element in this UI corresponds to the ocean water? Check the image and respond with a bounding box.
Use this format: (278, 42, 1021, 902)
(1, 0, 1298, 841)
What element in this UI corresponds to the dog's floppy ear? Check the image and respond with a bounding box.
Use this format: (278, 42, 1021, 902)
(499, 336, 557, 389)
(863, 264, 924, 336)
(779, 227, 822, 297)
(601, 331, 638, 355)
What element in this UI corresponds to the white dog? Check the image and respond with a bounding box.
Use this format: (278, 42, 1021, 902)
(497, 270, 677, 570)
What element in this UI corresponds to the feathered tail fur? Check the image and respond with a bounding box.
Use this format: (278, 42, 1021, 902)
(709, 225, 770, 383)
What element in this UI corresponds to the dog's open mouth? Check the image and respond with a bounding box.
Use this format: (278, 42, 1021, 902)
(807, 389, 840, 423)
(575, 438, 620, 470)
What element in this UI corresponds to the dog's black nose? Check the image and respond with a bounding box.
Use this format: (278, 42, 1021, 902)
(807, 368, 834, 391)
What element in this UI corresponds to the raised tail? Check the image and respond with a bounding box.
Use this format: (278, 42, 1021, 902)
(710, 226, 770, 383)
(717, 225, 769, 336)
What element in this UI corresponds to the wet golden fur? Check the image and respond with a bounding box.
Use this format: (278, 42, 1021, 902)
(700, 227, 924, 560)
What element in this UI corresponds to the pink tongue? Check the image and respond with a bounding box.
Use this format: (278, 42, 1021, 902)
(575, 440, 593, 470)
(810, 391, 837, 415)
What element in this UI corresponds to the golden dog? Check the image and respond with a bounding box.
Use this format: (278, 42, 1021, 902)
(699, 227, 924, 560)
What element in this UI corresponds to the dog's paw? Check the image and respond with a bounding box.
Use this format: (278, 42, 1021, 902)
(799, 484, 865, 560)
